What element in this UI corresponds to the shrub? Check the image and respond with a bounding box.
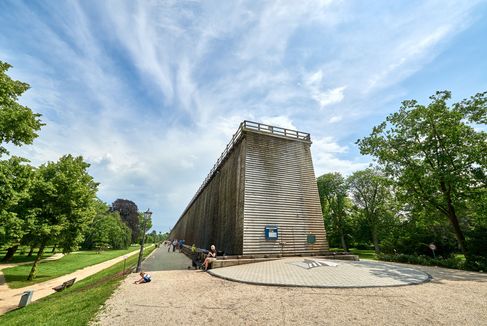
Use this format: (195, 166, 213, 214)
(377, 253, 465, 270)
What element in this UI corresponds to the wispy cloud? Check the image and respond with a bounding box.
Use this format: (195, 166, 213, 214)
(1, 0, 485, 231)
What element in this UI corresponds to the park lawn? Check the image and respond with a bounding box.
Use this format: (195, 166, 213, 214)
(3, 246, 140, 289)
(0, 246, 155, 326)
(350, 249, 378, 260)
(0, 247, 55, 265)
(329, 248, 378, 260)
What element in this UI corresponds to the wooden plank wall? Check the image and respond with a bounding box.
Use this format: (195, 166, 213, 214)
(242, 132, 328, 255)
(169, 139, 246, 255)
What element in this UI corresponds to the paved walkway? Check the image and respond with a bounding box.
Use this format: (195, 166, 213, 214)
(142, 245, 192, 271)
(208, 258, 431, 287)
(0, 245, 153, 315)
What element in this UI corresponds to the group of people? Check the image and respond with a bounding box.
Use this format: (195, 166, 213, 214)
(134, 242, 218, 285)
(166, 239, 185, 252)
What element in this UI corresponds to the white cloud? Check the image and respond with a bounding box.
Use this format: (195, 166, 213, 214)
(304, 70, 346, 108)
(2, 0, 484, 232)
(328, 115, 342, 123)
(311, 136, 369, 176)
(261, 116, 297, 130)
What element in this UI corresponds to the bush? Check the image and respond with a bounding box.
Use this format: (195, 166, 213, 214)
(463, 226, 487, 272)
(380, 220, 458, 258)
(377, 253, 465, 270)
(354, 243, 373, 250)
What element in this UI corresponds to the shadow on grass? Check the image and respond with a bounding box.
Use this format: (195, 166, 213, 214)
(4, 274, 51, 283)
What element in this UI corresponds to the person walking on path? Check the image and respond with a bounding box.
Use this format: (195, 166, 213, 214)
(172, 239, 178, 252)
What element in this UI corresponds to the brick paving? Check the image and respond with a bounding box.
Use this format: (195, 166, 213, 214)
(208, 258, 430, 287)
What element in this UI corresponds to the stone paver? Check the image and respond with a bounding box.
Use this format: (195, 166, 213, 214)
(208, 258, 430, 287)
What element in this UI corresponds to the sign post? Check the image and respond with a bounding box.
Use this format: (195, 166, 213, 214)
(429, 243, 436, 259)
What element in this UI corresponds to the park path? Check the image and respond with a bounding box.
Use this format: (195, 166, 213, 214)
(142, 244, 192, 271)
(0, 245, 153, 315)
(93, 262, 487, 326)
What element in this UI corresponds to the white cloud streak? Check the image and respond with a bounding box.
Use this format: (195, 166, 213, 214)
(1, 0, 483, 231)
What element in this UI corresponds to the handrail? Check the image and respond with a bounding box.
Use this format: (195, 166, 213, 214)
(173, 121, 311, 230)
(241, 120, 310, 141)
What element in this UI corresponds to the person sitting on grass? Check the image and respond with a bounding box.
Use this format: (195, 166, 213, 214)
(203, 245, 217, 271)
(134, 271, 151, 284)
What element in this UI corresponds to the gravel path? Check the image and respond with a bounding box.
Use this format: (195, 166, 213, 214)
(93, 263, 487, 325)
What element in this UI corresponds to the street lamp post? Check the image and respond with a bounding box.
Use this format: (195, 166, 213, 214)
(136, 209, 152, 273)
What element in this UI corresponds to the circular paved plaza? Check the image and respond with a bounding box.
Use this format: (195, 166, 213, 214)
(209, 257, 431, 288)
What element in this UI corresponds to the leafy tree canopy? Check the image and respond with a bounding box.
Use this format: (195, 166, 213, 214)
(0, 156, 34, 249)
(0, 61, 43, 155)
(317, 172, 349, 250)
(82, 200, 131, 250)
(111, 199, 139, 244)
(357, 91, 487, 253)
(347, 168, 395, 253)
(26, 155, 99, 280)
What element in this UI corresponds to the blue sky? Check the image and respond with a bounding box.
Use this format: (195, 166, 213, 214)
(1, 1, 486, 233)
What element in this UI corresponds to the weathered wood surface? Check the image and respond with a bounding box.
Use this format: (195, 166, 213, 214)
(170, 121, 328, 255)
(170, 140, 245, 255)
(242, 132, 328, 255)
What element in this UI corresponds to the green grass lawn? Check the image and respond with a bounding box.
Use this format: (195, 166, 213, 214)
(329, 248, 378, 260)
(0, 247, 56, 265)
(350, 249, 378, 260)
(3, 246, 141, 289)
(0, 246, 155, 326)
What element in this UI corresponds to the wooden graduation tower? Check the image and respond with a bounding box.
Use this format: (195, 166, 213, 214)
(170, 121, 328, 256)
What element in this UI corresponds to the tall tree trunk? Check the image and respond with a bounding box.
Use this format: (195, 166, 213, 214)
(447, 209, 466, 254)
(27, 246, 35, 257)
(440, 181, 466, 254)
(1, 245, 19, 262)
(339, 229, 348, 252)
(27, 242, 46, 281)
(371, 224, 380, 253)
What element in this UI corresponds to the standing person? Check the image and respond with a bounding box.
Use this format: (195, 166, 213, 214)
(191, 244, 199, 269)
(178, 239, 185, 253)
(167, 239, 172, 252)
(172, 239, 178, 252)
(203, 245, 217, 271)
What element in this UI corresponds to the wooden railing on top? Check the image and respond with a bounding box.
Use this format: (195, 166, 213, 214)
(173, 120, 311, 227)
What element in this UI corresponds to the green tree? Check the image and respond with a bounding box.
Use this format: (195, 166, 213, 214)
(347, 168, 394, 253)
(317, 172, 349, 251)
(0, 60, 42, 260)
(82, 200, 131, 250)
(357, 91, 486, 255)
(138, 211, 153, 244)
(0, 157, 34, 261)
(0, 61, 43, 155)
(26, 155, 98, 280)
(111, 199, 139, 243)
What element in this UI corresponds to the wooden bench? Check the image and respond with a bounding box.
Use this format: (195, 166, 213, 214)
(52, 278, 76, 292)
